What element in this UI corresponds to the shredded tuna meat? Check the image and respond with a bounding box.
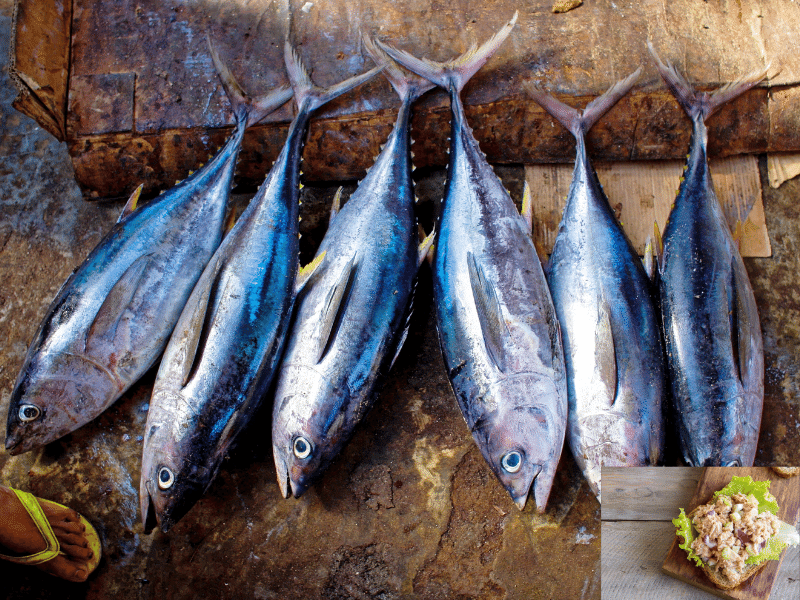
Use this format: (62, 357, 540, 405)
(690, 493, 780, 580)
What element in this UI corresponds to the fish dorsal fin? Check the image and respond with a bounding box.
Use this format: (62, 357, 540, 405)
(467, 252, 510, 373)
(179, 263, 228, 387)
(117, 185, 144, 223)
(316, 254, 358, 364)
(329, 187, 344, 225)
(295, 251, 327, 296)
(85, 254, 152, 354)
(417, 225, 436, 268)
(594, 297, 618, 408)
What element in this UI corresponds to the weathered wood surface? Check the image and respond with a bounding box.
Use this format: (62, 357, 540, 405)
(10, 0, 800, 199)
(601, 467, 800, 600)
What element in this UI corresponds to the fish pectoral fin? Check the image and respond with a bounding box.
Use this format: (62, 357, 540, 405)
(295, 251, 327, 296)
(388, 279, 417, 370)
(594, 298, 619, 408)
(467, 252, 510, 373)
(730, 262, 759, 389)
(117, 184, 144, 223)
(179, 263, 225, 387)
(85, 254, 152, 354)
(315, 254, 358, 364)
(329, 187, 344, 225)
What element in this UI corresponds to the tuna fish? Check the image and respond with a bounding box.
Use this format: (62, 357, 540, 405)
(649, 44, 765, 466)
(4, 44, 291, 455)
(525, 70, 665, 502)
(271, 38, 435, 499)
(139, 43, 381, 532)
(380, 13, 568, 512)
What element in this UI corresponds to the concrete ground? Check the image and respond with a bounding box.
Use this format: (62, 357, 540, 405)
(0, 2, 796, 599)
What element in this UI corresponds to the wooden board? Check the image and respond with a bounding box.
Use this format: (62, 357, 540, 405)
(526, 155, 771, 258)
(10, 0, 800, 199)
(661, 467, 800, 600)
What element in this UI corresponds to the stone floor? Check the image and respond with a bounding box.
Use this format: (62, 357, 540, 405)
(0, 2, 797, 599)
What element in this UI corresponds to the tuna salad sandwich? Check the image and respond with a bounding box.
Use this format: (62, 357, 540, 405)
(673, 475, 799, 590)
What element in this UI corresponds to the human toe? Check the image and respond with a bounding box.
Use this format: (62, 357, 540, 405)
(61, 541, 94, 561)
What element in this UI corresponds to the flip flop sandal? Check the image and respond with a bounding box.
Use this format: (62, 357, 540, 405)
(0, 488, 102, 576)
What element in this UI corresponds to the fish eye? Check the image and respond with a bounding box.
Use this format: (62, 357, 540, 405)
(18, 404, 41, 422)
(293, 436, 312, 459)
(501, 451, 522, 474)
(157, 467, 175, 490)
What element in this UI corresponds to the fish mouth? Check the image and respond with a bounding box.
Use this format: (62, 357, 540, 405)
(528, 464, 550, 513)
(141, 483, 160, 534)
(4, 432, 24, 455)
(275, 464, 310, 499)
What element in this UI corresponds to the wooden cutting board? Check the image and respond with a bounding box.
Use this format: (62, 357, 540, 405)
(661, 467, 800, 600)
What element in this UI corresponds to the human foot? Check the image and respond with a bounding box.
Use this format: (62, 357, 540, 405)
(0, 485, 100, 582)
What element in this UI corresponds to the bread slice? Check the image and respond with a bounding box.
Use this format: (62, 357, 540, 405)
(701, 555, 769, 590)
(772, 466, 800, 478)
(687, 506, 770, 590)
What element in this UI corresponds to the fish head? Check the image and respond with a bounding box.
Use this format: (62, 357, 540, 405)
(5, 352, 119, 454)
(477, 376, 565, 513)
(272, 365, 349, 499)
(140, 416, 215, 533)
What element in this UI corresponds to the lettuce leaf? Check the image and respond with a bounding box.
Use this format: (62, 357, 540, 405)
(712, 476, 779, 514)
(673, 508, 704, 567)
(674, 475, 799, 568)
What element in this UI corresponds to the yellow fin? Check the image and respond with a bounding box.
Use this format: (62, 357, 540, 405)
(329, 186, 343, 225)
(521, 180, 533, 232)
(417, 225, 436, 267)
(295, 250, 326, 294)
(117, 184, 143, 223)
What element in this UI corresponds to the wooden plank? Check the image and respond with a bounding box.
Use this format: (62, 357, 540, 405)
(8, 0, 71, 138)
(661, 467, 800, 600)
(13, 0, 800, 198)
(525, 155, 771, 258)
(601, 467, 703, 522)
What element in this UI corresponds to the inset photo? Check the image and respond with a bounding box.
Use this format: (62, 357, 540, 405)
(601, 466, 799, 599)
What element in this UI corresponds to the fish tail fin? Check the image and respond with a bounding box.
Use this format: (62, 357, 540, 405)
(362, 34, 435, 103)
(525, 67, 641, 137)
(648, 41, 768, 122)
(284, 41, 383, 113)
(208, 35, 292, 128)
(377, 11, 517, 93)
